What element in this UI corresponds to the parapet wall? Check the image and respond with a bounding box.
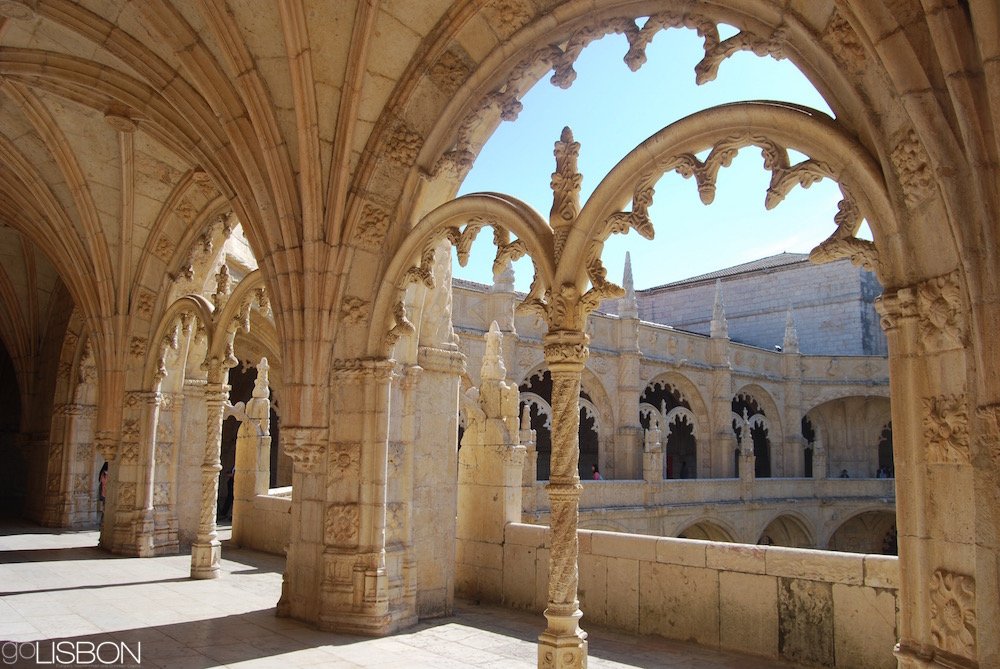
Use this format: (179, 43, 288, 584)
(502, 523, 898, 668)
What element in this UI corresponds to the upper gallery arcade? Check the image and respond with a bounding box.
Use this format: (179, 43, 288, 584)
(0, 2, 996, 669)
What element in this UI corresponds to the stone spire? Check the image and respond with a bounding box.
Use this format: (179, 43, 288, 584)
(783, 307, 799, 353)
(618, 251, 639, 319)
(710, 279, 729, 339)
(481, 321, 506, 381)
(492, 259, 515, 293)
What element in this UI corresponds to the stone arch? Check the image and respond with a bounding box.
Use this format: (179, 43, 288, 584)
(677, 518, 736, 543)
(732, 385, 783, 478)
(825, 509, 898, 555)
(639, 372, 708, 479)
(757, 513, 815, 549)
(803, 395, 891, 479)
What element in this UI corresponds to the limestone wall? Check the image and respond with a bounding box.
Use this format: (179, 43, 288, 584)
(234, 487, 291, 555)
(503, 523, 898, 668)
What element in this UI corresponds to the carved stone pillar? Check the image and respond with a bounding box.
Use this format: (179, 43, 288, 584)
(642, 427, 663, 483)
(878, 274, 983, 668)
(231, 358, 272, 547)
(190, 362, 230, 579)
(457, 323, 522, 604)
(538, 330, 588, 669)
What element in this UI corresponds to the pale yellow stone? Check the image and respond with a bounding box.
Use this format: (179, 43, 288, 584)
(765, 546, 864, 585)
(638, 562, 719, 646)
(719, 571, 778, 657)
(832, 584, 898, 669)
(705, 542, 766, 574)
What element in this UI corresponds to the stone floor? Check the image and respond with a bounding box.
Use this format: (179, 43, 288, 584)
(0, 517, 807, 668)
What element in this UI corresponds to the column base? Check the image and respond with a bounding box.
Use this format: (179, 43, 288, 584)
(190, 539, 221, 579)
(538, 608, 588, 669)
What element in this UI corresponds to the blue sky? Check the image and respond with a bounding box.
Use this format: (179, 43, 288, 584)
(454, 25, 864, 291)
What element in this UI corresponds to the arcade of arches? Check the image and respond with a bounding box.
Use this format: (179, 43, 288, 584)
(0, 2, 997, 669)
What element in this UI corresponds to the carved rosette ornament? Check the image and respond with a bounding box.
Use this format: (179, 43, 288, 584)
(329, 442, 360, 479)
(923, 394, 969, 464)
(283, 426, 328, 474)
(929, 569, 976, 659)
(325, 503, 359, 547)
(916, 271, 964, 351)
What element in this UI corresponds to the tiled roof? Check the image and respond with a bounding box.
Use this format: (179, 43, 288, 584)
(640, 252, 811, 292)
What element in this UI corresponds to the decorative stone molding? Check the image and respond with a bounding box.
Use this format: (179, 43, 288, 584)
(77, 443, 93, 461)
(429, 48, 472, 96)
(355, 202, 390, 249)
(95, 431, 117, 461)
(73, 474, 89, 493)
(119, 442, 140, 464)
(385, 301, 415, 347)
(129, 337, 147, 358)
(875, 287, 918, 332)
(121, 418, 140, 442)
(923, 394, 969, 464)
(340, 296, 369, 325)
(543, 330, 589, 368)
(386, 120, 423, 168)
(153, 483, 170, 506)
(134, 287, 156, 319)
(930, 569, 976, 659)
(46, 474, 59, 493)
(890, 129, 935, 210)
(329, 442, 360, 478)
(821, 9, 866, 74)
(325, 503, 359, 547)
(331, 358, 395, 381)
(485, 0, 533, 40)
(119, 482, 137, 508)
(916, 270, 964, 350)
(282, 426, 328, 474)
(153, 235, 175, 263)
(154, 442, 172, 465)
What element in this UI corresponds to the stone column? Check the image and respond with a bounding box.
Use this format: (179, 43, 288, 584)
(134, 390, 162, 556)
(232, 358, 272, 547)
(190, 360, 230, 579)
(538, 329, 588, 669)
(878, 276, 985, 669)
(642, 427, 663, 483)
(708, 280, 734, 477)
(457, 322, 522, 603)
(812, 428, 828, 479)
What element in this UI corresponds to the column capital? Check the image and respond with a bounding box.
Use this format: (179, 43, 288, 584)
(543, 330, 589, 371)
(283, 425, 329, 474)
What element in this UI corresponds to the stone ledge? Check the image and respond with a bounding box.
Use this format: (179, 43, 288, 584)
(765, 545, 864, 585)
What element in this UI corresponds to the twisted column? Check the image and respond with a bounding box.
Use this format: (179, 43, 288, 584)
(539, 330, 588, 669)
(191, 361, 230, 579)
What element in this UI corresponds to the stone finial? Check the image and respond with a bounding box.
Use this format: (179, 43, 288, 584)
(783, 307, 799, 353)
(481, 321, 506, 381)
(711, 279, 729, 339)
(619, 251, 639, 319)
(492, 259, 515, 293)
(253, 357, 270, 399)
(521, 404, 531, 432)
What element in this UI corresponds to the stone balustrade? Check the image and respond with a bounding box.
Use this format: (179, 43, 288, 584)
(503, 523, 898, 668)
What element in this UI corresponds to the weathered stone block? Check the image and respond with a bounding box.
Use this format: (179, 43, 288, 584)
(833, 583, 897, 669)
(605, 556, 639, 633)
(578, 553, 607, 624)
(720, 571, 778, 658)
(706, 542, 766, 574)
(656, 537, 708, 567)
(778, 577, 834, 666)
(638, 561, 719, 646)
(591, 530, 657, 561)
(767, 546, 863, 585)
(864, 554, 900, 589)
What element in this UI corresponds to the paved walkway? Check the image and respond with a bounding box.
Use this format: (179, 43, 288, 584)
(0, 517, 804, 668)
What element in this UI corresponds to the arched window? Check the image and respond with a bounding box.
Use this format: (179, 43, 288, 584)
(639, 381, 696, 479)
(732, 393, 770, 478)
(519, 370, 599, 480)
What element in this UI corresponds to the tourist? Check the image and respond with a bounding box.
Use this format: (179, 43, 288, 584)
(591, 464, 603, 480)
